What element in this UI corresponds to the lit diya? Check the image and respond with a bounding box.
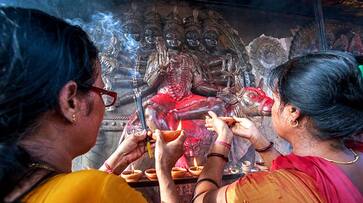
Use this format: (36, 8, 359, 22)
(171, 167, 187, 179)
(229, 167, 240, 174)
(188, 158, 204, 176)
(120, 165, 142, 182)
(145, 168, 158, 181)
(148, 121, 183, 142)
(219, 117, 237, 127)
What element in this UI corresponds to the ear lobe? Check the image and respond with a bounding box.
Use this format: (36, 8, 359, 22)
(290, 107, 297, 113)
(58, 81, 79, 123)
(289, 106, 301, 121)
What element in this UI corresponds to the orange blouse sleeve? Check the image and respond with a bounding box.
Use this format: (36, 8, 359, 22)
(23, 169, 147, 203)
(226, 169, 324, 203)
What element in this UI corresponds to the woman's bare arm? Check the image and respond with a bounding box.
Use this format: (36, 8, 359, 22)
(192, 111, 233, 203)
(155, 130, 187, 203)
(249, 132, 281, 168)
(231, 117, 281, 167)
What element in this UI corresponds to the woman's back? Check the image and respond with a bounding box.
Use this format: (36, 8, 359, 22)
(23, 169, 146, 203)
(227, 148, 363, 203)
(226, 169, 324, 203)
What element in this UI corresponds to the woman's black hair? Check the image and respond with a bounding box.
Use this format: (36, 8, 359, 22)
(268, 51, 363, 141)
(0, 7, 98, 199)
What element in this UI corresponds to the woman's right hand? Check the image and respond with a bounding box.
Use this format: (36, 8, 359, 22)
(154, 129, 187, 171)
(154, 129, 186, 203)
(231, 116, 261, 143)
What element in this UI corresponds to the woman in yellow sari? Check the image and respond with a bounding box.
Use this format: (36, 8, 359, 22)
(0, 7, 186, 203)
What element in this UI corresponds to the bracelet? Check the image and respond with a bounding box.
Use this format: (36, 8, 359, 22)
(104, 162, 113, 174)
(207, 152, 229, 162)
(215, 140, 231, 150)
(255, 141, 274, 152)
(196, 178, 219, 188)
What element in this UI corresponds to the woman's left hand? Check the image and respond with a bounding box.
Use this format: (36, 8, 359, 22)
(101, 130, 150, 175)
(116, 130, 148, 163)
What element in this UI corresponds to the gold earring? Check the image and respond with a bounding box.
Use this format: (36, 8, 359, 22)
(290, 120, 298, 127)
(72, 114, 76, 123)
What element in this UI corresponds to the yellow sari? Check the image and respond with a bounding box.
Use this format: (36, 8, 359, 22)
(23, 169, 146, 203)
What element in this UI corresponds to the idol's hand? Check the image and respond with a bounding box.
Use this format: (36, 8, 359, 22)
(155, 129, 187, 171)
(156, 37, 169, 69)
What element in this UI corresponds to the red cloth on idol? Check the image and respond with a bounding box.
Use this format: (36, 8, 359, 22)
(148, 93, 204, 130)
(271, 142, 363, 203)
(148, 93, 213, 167)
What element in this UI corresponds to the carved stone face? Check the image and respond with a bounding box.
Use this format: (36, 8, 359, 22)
(185, 30, 200, 49)
(165, 31, 182, 50)
(144, 27, 160, 46)
(203, 30, 218, 49)
(123, 24, 141, 42)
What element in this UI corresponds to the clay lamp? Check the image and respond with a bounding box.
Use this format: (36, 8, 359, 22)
(145, 168, 158, 181)
(171, 167, 187, 179)
(188, 158, 204, 176)
(229, 167, 240, 174)
(148, 121, 183, 142)
(219, 117, 237, 127)
(120, 165, 142, 182)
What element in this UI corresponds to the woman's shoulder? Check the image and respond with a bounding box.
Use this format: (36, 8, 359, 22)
(23, 169, 146, 203)
(226, 169, 324, 203)
(235, 169, 317, 187)
(50, 169, 128, 187)
(61, 169, 121, 180)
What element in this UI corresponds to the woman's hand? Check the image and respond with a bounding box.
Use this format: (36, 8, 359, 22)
(116, 130, 148, 162)
(205, 111, 233, 141)
(155, 129, 187, 171)
(102, 130, 149, 175)
(154, 129, 186, 203)
(231, 116, 262, 144)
